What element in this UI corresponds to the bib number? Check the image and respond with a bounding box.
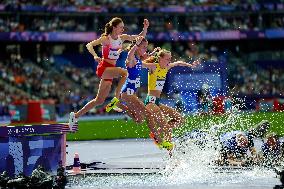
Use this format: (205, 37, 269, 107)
(156, 80, 165, 91)
(127, 88, 135, 95)
(108, 49, 120, 59)
(135, 78, 140, 88)
(149, 96, 156, 103)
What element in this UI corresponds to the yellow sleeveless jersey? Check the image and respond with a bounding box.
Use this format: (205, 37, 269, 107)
(148, 63, 169, 91)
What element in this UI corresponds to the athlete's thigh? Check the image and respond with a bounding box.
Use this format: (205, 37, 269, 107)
(159, 104, 182, 118)
(102, 67, 127, 79)
(122, 95, 145, 118)
(96, 79, 112, 99)
(146, 103, 164, 118)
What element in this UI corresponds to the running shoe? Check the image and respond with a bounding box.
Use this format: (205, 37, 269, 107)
(158, 141, 174, 151)
(113, 106, 123, 112)
(106, 97, 120, 112)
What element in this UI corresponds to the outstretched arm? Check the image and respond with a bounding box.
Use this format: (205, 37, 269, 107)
(142, 62, 156, 72)
(86, 36, 107, 62)
(120, 19, 149, 41)
(126, 37, 144, 68)
(168, 59, 201, 69)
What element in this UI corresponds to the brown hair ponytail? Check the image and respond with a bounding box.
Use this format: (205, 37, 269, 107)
(101, 17, 123, 37)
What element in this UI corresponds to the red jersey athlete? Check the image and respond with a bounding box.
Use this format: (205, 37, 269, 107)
(69, 17, 149, 129)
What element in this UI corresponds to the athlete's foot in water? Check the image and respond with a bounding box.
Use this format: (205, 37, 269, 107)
(158, 141, 174, 151)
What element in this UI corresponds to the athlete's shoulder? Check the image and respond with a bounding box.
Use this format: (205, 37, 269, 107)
(100, 35, 110, 44)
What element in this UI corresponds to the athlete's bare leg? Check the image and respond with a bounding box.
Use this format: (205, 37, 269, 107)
(75, 67, 127, 118)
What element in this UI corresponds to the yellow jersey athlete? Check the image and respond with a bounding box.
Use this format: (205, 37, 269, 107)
(144, 49, 200, 152)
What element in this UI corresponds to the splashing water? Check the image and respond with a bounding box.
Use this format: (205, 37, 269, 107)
(68, 138, 276, 188)
(162, 129, 275, 186)
(68, 109, 279, 188)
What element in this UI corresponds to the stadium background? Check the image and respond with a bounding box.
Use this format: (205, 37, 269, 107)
(0, 0, 284, 140)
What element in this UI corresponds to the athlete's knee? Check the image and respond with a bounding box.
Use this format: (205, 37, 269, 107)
(145, 110, 157, 123)
(134, 111, 145, 124)
(135, 117, 144, 124)
(119, 68, 128, 77)
(148, 106, 161, 114)
(144, 108, 153, 116)
(121, 72, 128, 78)
(173, 113, 185, 124)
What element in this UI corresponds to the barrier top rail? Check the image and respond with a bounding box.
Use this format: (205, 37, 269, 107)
(0, 123, 78, 137)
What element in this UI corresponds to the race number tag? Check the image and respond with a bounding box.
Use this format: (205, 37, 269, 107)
(156, 80, 165, 90)
(135, 78, 141, 88)
(108, 49, 120, 59)
(149, 96, 156, 103)
(127, 88, 135, 95)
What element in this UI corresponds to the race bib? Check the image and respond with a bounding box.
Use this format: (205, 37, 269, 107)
(156, 80, 165, 91)
(108, 49, 120, 59)
(135, 78, 141, 88)
(136, 63, 142, 71)
(149, 96, 156, 103)
(127, 88, 135, 95)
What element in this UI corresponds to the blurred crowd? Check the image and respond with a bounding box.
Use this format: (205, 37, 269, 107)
(1, 40, 283, 118)
(0, 57, 107, 118)
(0, 0, 284, 118)
(0, 41, 217, 118)
(57, 63, 100, 92)
(0, 83, 29, 119)
(1, 0, 284, 11)
(1, 13, 284, 33)
(0, 17, 87, 32)
(229, 53, 284, 97)
(230, 66, 284, 96)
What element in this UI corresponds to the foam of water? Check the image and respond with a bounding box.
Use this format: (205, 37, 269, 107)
(68, 109, 278, 188)
(71, 136, 275, 188)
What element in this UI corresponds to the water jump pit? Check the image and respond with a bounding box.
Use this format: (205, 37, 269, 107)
(64, 138, 283, 189)
(0, 123, 283, 189)
(1, 100, 283, 189)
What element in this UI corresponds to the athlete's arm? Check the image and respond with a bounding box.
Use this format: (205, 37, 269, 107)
(86, 36, 107, 62)
(168, 59, 201, 69)
(142, 62, 156, 72)
(120, 19, 149, 41)
(126, 47, 137, 68)
(126, 37, 144, 68)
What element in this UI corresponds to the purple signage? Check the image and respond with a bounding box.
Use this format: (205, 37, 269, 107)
(1, 3, 283, 13)
(47, 32, 97, 42)
(200, 30, 240, 41)
(1, 29, 284, 42)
